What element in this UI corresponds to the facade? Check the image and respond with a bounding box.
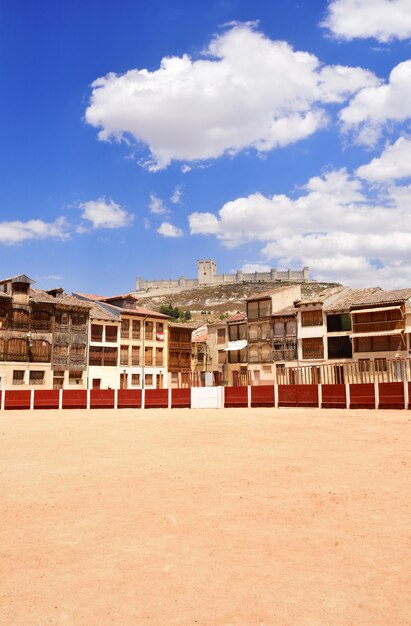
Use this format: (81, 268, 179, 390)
(168, 323, 197, 388)
(246, 285, 302, 385)
(75, 293, 169, 389)
(0, 275, 90, 390)
(225, 313, 248, 386)
(135, 259, 309, 295)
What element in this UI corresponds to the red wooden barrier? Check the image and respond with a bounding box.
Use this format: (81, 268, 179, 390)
(144, 389, 169, 408)
(33, 390, 59, 409)
(349, 383, 375, 409)
(62, 390, 87, 409)
(224, 386, 248, 408)
(171, 388, 191, 408)
(4, 390, 31, 410)
(278, 385, 298, 407)
(117, 389, 142, 409)
(90, 389, 115, 409)
(378, 382, 405, 409)
(251, 385, 275, 407)
(321, 384, 346, 409)
(278, 385, 318, 408)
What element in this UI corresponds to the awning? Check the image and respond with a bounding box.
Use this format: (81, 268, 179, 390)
(350, 305, 403, 316)
(350, 329, 404, 338)
(224, 340, 248, 351)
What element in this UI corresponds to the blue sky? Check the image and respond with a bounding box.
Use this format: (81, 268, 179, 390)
(1, 0, 411, 293)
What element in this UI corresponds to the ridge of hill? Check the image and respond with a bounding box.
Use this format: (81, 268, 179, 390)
(138, 280, 341, 322)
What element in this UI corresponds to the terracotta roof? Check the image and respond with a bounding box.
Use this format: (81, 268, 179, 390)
(226, 312, 246, 323)
(296, 286, 346, 306)
(89, 301, 120, 322)
(325, 287, 411, 312)
(272, 305, 298, 316)
(247, 285, 297, 302)
(74, 292, 107, 301)
(29, 289, 92, 309)
(192, 331, 208, 343)
(168, 321, 204, 329)
(101, 293, 139, 302)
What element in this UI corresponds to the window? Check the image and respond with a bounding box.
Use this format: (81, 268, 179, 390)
(355, 335, 403, 353)
(121, 319, 130, 339)
(131, 373, 140, 386)
(31, 340, 51, 363)
(12, 370, 25, 385)
(327, 336, 352, 359)
(145, 346, 153, 366)
(91, 324, 103, 342)
(11, 309, 29, 330)
(145, 321, 153, 340)
(302, 338, 324, 359)
(263, 365, 272, 373)
(31, 310, 51, 331)
(6, 338, 27, 362)
(145, 373, 153, 386)
(285, 319, 297, 335)
(274, 321, 285, 337)
(218, 350, 226, 365)
(105, 325, 118, 342)
(131, 346, 140, 365)
(132, 320, 140, 339)
(103, 348, 117, 366)
(72, 313, 86, 327)
(156, 348, 163, 366)
(69, 371, 83, 385)
(248, 324, 259, 341)
(358, 359, 370, 372)
(327, 314, 351, 332)
(120, 345, 129, 366)
(29, 371, 44, 385)
(53, 371, 65, 390)
(156, 322, 163, 333)
(301, 310, 323, 327)
(217, 328, 226, 344)
(56, 311, 69, 326)
(247, 298, 271, 319)
(70, 344, 86, 362)
(375, 358, 387, 372)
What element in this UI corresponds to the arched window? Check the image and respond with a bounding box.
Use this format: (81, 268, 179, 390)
(11, 309, 29, 330)
(31, 340, 51, 363)
(6, 338, 27, 362)
(32, 310, 51, 331)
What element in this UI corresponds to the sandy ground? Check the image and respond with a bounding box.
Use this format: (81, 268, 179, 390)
(0, 407, 410, 626)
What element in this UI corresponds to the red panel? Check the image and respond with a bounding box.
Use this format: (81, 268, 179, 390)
(117, 389, 142, 409)
(33, 390, 60, 409)
(144, 389, 169, 408)
(171, 388, 191, 408)
(224, 385, 248, 408)
(278, 385, 298, 407)
(62, 390, 87, 409)
(297, 385, 319, 407)
(90, 389, 115, 409)
(321, 384, 346, 409)
(251, 385, 275, 407)
(378, 382, 405, 409)
(4, 390, 31, 410)
(349, 383, 375, 409)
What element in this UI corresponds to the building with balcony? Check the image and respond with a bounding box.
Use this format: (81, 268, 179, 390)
(0, 275, 91, 389)
(168, 322, 199, 388)
(75, 292, 169, 389)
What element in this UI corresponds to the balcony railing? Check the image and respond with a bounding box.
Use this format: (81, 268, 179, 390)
(352, 320, 403, 334)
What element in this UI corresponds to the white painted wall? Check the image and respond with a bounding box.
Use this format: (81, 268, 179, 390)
(191, 386, 223, 409)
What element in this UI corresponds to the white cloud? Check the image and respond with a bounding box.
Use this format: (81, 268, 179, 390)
(79, 197, 133, 229)
(170, 185, 183, 204)
(143, 217, 151, 229)
(188, 167, 411, 287)
(157, 222, 183, 237)
(322, 0, 411, 42)
(340, 60, 411, 145)
(357, 136, 411, 180)
(149, 193, 168, 214)
(0, 217, 69, 245)
(85, 24, 378, 170)
(181, 165, 192, 173)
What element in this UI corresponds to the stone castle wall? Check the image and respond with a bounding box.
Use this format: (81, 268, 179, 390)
(135, 262, 309, 295)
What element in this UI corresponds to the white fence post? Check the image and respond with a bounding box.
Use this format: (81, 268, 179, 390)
(345, 383, 350, 409)
(374, 380, 379, 409)
(318, 384, 322, 409)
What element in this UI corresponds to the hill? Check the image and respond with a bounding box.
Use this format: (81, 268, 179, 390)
(137, 280, 341, 322)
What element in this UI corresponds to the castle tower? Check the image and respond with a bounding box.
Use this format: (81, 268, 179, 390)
(197, 259, 217, 285)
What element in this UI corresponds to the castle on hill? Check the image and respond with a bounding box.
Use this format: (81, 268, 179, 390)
(135, 260, 310, 296)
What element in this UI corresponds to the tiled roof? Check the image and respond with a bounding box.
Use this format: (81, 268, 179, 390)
(226, 312, 246, 323)
(101, 293, 139, 302)
(325, 287, 411, 312)
(168, 321, 204, 329)
(89, 301, 120, 322)
(296, 286, 346, 305)
(0, 274, 35, 284)
(272, 305, 298, 316)
(247, 285, 296, 302)
(29, 289, 92, 309)
(74, 292, 107, 301)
